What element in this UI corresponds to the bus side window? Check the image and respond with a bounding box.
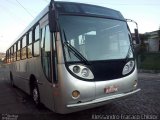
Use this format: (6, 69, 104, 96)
(33, 25, 40, 56)
(5, 51, 7, 63)
(14, 44, 17, 61)
(28, 31, 33, 58)
(21, 36, 27, 59)
(17, 40, 21, 61)
(9, 49, 11, 63)
(11, 46, 14, 62)
(41, 25, 51, 82)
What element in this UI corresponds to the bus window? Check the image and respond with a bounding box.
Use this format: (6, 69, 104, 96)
(33, 41, 40, 56)
(11, 46, 14, 62)
(8, 50, 10, 63)
(14, 44, 17, 61)
(17, 40, 21, 61)
(28, 45, 32, 58)
(28, 31, 33, 58)
(41, 25, 51, 82)
(29, 31, 32, 44)
(5, 51, 7, 63)
(7, 50, 10, 63)
(33, 25, 40, 56)
(21, 36, 27, 59)
(35, 25, 40, 41)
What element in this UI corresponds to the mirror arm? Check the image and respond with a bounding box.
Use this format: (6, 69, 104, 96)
(49, 0, 58, 33)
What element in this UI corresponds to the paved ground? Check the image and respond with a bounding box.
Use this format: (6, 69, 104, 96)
(0, 66, 160, 120)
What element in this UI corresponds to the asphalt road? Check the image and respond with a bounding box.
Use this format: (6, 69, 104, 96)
(0, 66, 160, 120)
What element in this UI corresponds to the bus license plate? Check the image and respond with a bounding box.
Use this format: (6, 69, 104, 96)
(105, 85, 118, 94)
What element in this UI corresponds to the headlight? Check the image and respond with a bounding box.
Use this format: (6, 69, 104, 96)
(73, 66, 80, 73)
(81, 68, 89, 77)
(69, 65, 94, 79)
(122, 60, 135, 75)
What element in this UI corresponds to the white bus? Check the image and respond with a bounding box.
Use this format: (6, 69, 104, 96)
(6, 0, 140, 114)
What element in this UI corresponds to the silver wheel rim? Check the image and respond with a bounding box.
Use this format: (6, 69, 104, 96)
(33, 88, 38, 103)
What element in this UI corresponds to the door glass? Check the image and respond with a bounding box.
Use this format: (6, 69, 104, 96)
(41, 25, 51, 82)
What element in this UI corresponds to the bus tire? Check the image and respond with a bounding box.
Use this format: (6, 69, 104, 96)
(31, 81, 40, 107)
(10, 72, 15, 87)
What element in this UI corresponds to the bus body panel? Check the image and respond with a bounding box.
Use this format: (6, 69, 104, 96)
(53, 64, 96, 113)
(27, 57, 56, 111)
(10, 57, 56, 111)
(11, 60, 29, 93)
(95, 67, 138, 99)
(52, 63, 139, 114)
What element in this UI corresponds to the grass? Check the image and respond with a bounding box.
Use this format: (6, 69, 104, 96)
(138, 53, 160, 70)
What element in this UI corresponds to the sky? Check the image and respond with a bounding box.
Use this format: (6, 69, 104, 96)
(0, 0, 160, 53)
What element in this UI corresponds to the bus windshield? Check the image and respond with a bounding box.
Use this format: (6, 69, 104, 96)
(59, 15, 133, 62)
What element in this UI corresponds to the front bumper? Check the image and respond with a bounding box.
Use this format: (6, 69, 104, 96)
(67, 88, 141, 108)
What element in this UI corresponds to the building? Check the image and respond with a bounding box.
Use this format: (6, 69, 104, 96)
(145, 30, 160, 52)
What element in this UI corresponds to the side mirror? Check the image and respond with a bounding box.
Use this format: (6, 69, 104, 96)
(133, 29, 141, 54)
(49, 0, 57, 33)
(134, 29, 140, 44)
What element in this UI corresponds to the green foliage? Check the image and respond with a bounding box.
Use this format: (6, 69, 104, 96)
(139, 53, 160, 70)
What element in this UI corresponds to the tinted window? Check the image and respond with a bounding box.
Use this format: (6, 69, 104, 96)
(11, 46, 14, 62)
(14, 44, 17, 52)
(21, 36, 27, 59)
(21, 47, 26, 59)
(45, 26, 50, 52)
(56, 2, 124, 20)
(9, 49, 11, 62)
(17, 51, 20, 61)
(35, 25, 40, 41)
(29, 31, 32, 44)
(33, 41, 40, 56)
(22, 36, 26, 47)
(17, 40, 21, 60)
(81, 5, 123, 19)
(28, 44, 32, 58)
(14, 44, 17, 61)
(18, 41, 21, 50)
(41, 25, 51, 82)
(59, 16, 131, 61)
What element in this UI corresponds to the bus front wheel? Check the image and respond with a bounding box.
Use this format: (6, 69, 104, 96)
(32, 82, 40, 107)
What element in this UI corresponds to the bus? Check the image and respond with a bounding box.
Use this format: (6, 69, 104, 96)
(6, 0, 141, 114)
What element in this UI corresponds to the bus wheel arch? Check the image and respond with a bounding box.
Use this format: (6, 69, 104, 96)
(29, 75, 41, 106)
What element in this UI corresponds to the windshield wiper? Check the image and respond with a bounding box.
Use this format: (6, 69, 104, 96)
(63, 30, 90, 65)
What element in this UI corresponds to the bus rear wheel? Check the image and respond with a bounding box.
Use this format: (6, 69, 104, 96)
(32, 82, 40, 107)
(10, 72, 15, 87)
